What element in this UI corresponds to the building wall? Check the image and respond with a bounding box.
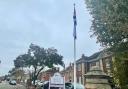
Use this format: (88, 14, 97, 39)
(60, 52, 113, 86)
(89, 57, 112, 76)
(65, 66, 74, 82)
(102, 57, 112, 76)
(76, 63, 82, 84)
(82, 62, 85, 85)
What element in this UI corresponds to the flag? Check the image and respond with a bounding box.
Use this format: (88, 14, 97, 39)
(73, 4, 77, 39)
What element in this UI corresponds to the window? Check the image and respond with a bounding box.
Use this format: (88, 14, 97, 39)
(77, 64, 81, 71)
(91, 62, 96, 66)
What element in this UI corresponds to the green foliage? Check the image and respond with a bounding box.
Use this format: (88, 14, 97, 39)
(8, 68, 16, 75)
(112, 52, 128, 89)
(14, 43, 64, 85)
(85, 0, 128, 52)
(14, 55, 25, 68)
(26, 43, 64, 69)
(8, 68, 25, 80)
(85, 0, 128, 88)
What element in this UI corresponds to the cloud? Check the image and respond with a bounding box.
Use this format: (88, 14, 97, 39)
(0, 0, 100, 76)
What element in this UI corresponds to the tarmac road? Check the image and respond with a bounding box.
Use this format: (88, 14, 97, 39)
(0, 81, 26, 89)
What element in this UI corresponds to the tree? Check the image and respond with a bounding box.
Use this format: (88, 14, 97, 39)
(85, 0, 128, 52)
(15, 44, 64, 85)
(8, 68, 16, 76)
(112, 52, 128, 89)
(8, 68, 25, 81)
(85, 0, 128, 88)
(14, 55, 25, 68)
(14, 54, 26, 81)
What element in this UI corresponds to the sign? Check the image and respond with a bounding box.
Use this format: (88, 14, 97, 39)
(49, 72, 65, 89)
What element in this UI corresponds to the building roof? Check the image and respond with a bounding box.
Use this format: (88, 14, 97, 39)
(76, 51, 102, 63)
(88, 51, 102, 60)
(76, 54, 88, 63)
(62, 50, 112, 72)
(77, 50, 112, 63)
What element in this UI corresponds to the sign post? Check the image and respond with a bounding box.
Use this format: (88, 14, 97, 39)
(49, 73, 65, 89)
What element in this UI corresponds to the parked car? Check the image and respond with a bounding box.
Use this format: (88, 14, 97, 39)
(9, 80, 17, 85)
(42, 81, 49, 89)
(41, 82, 84, 89)
(6, 77, 10, 81)
(37, 81, 45, 86)
(65, 82, 85, 89)
(32, 80, 40, 85)
(0, 80, 2, 83)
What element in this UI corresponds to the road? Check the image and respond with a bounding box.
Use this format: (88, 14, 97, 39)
(0, 81, 26, 89)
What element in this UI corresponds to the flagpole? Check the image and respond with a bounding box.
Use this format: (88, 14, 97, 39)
(74, 37, 76, 89)
(73, 3, 76, 89)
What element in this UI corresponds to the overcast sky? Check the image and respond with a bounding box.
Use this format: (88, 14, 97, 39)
(0, 0, 100, 76)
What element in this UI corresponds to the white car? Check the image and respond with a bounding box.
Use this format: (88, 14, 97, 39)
(37, 81, 44, 86)
(65, 82, 85, 89)
(9, 80, 17, 85)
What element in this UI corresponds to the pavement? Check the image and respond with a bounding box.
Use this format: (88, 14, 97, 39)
(0, 81, 26, 89)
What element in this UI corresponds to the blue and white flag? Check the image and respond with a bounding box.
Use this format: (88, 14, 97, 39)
(73, 4, 77, 39)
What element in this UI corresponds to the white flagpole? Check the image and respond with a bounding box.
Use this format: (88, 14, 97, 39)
(74, 37, 76, 89)
(73, 4, 77, 89)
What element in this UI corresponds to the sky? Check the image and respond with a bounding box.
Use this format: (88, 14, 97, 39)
(0, 0, 101, 76)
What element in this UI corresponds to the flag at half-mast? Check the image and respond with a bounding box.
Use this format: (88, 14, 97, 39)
(73, 4, 77, 39)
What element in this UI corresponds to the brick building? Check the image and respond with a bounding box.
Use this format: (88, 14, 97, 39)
(62, 50, 113, 86)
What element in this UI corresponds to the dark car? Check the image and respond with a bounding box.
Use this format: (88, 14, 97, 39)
(0, 80, 2, 83)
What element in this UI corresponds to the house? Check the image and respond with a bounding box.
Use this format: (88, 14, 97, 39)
(62, 50, 113, 86)
(60, 63, 74, 82)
